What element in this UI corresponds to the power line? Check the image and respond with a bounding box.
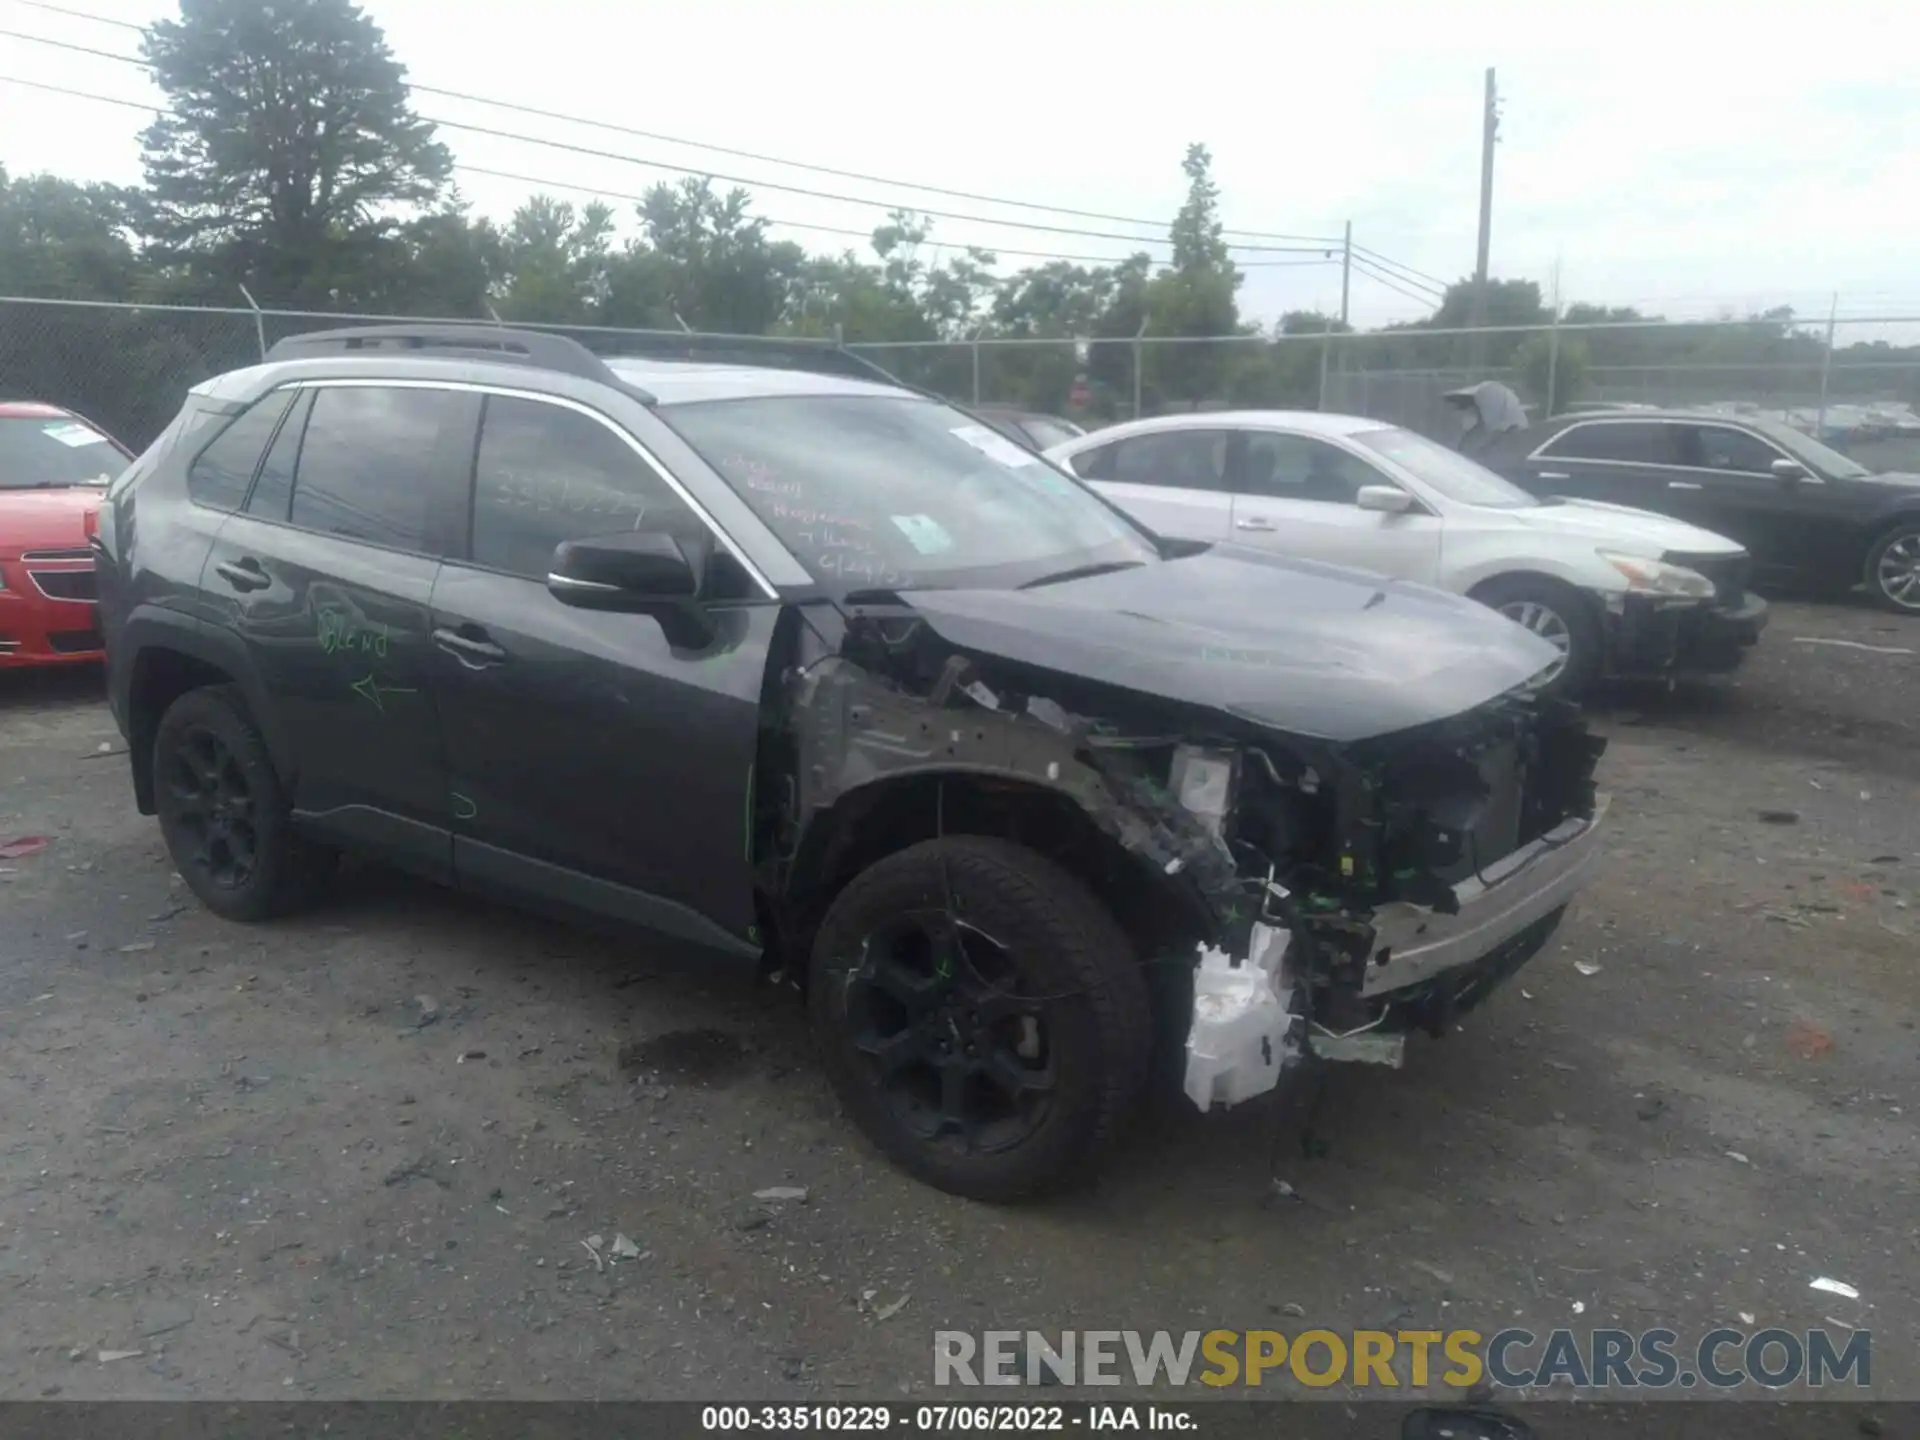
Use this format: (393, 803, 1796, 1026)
(0, 26, 1345, 255)
(1, 6, 1351, 248)
(1349, 256, 1439, 310)
(0, 73, 1338, 276)
(454, 163, 1339, 270)
(1350, 243, 1449, 294)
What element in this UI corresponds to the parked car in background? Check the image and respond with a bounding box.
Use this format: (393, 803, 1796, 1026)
(1045, 411, 1767, 696)
(1478, 408, 1920, 614)
(972, 406, 1086, 453)
(94, 325, 1610, 1201)
(0, 401, 129, 668)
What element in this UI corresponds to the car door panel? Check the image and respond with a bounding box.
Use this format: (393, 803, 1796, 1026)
(430, 392, 768, 949)
(1229, 431, 1444, 584)
(198, 383, 475, 881)
(1676, 423, 1853, 577)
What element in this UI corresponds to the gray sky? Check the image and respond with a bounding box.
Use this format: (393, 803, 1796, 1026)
(2, 0, 1915, 342)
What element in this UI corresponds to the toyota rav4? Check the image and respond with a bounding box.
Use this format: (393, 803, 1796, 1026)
(94, 326, 1609, 1201)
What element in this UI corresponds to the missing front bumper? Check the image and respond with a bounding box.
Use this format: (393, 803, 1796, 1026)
(1360, 794, 1609, 998)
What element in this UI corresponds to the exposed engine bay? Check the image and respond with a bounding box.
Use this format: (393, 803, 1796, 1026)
(759, 598, 1608, 1113)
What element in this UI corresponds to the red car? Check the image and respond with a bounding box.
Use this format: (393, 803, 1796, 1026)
(0, 402, 131, 668)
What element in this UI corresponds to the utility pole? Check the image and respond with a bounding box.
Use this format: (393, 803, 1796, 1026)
(1339, 220, 1352, 328)
(1469, 66, 1499, 370)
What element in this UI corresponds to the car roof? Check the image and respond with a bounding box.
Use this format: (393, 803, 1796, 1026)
(1059, 410, 1390, 444)
(1539, 407, 1775, 427)
(601, 357, 909, 405)
(0, 401, 77, 419)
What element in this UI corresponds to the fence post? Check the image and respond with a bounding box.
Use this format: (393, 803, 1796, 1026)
(970, 324, 983, 406)
(1317, 314, 1333, 411)
(237, 284, 266, 361)
(1816, 292, 1838, 438)
(1546, 308, 1562, 418)
(1132, 319, 1148, 420)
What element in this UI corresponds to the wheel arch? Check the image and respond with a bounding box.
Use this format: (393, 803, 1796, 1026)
(774, 768, 1210, 988)
(123, 612, 291, 815)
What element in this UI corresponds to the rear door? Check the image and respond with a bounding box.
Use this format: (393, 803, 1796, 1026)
(1522, 419, 1689, 518)
(1227, 430, 1443, 582)
(427, 391, 772, 951)
(198, 381, 476, 880)
(1069, 429, 1235, 541)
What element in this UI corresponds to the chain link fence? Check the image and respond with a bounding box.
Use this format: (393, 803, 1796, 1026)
(5, 295, 1920, 469)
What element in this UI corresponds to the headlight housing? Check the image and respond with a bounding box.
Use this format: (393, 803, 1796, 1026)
(1597, 550, 1716, 600)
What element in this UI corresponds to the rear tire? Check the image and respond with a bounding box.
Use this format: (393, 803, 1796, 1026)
(1863, 522, 1920, 614)
(1473, 575, 1602, 697)
(808, 836, 1152, 1202)
(152, 684, 335, 922)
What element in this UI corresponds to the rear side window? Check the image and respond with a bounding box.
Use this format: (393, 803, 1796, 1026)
(1539, 421, 1678, 464)
(1107, 431, 1233, 491)
(288, 386, 470, 552)
(187, 393, 294, 512)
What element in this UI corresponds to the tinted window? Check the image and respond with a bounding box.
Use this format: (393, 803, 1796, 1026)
(186, 393, 293, 511)
(1541, 420, 1678, 464)
(245, 390, 311, 521)
(1108, 431, 1232, 491)
(663, 395, 1152, 589)
(288, 386, 468, 552)
(1238, 433, 1385, 505)
(1689, 425, 1785, 475)
(471, 397, 697, 578)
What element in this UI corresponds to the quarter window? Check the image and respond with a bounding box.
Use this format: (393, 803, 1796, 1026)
(244, 390, 312, 521)
(186, 392, 294, 512)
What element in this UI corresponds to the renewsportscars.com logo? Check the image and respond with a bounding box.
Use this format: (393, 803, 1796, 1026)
(933, 1328, 1871, 1391)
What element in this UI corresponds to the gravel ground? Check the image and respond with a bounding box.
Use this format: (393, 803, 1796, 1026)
(1, 598, 1915, 1404)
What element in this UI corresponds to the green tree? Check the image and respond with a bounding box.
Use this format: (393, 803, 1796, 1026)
(1142, 144, 1242, 410)
(491, 195, 615, 323)
(602, 177, 809, 334)
(0, 166, 143, 298)
(136, 0, 451, 307)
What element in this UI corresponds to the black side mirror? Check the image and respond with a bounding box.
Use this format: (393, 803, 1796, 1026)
(1770, 456, 1809, 481)
(547, 529, 715, 647)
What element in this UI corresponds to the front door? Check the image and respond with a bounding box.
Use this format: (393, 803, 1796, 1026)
(1227, 431, 1444, 583)
(198, 381, 477, 880)
(1674, 422, 1855, 578)
(428, 392, 769, 951)
(1522, 418, 1689, 520)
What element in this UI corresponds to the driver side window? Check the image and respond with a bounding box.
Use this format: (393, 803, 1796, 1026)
(1687, 424, 1785, 476)
(1237, 433, 1387, 506)
(470, 396, 701, 579)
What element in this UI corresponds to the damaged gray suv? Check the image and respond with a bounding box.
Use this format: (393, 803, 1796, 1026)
(95, 326, 1609, 1201)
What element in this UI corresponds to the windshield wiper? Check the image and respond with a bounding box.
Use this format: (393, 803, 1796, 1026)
(1017, 559, 1147, 590)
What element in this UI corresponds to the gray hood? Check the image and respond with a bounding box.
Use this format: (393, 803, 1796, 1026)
(899, 545, 1559, 744)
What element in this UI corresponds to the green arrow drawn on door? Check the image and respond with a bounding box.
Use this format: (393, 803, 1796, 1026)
(350, 674, 419, 713)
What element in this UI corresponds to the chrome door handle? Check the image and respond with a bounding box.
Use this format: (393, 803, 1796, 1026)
(1234, 516, 1277, 532)
(432, 628, 506, 666)
(1667, 481, 1705, 491)
(1536, 470, 1571, 481)
(214, 558, 270, 592)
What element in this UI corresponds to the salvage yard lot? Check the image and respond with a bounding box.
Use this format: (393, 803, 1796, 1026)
(1, 598, 1916, 1402)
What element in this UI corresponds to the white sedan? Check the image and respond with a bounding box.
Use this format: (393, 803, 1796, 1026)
(1044, 411, 1769, 694)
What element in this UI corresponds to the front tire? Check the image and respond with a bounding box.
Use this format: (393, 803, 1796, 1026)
(153, 684, 334, 922)
(808, 836, 1152, 1202)
(1473, 575, 1602, 697)
(1864, 523, 1920, 613)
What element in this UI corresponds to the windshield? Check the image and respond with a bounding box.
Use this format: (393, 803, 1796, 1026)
(1021, 417, 1083, 450)
(0, 414, 125, 489)
(661, 394, 1157, 589)
(1749, 418, 1870, 480)
(1351, 426, 1540, 509)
